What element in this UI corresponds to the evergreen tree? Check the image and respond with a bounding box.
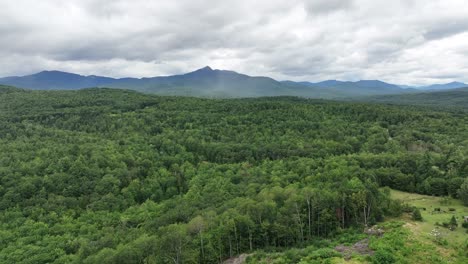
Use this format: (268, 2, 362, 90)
(412, 208, 423, 221)
(448, 215, 458, 231)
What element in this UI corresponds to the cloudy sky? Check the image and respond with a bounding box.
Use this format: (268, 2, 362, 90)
(1, 0, 468, 85)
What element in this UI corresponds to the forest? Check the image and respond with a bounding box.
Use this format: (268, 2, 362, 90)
(0, 85, 467, 263)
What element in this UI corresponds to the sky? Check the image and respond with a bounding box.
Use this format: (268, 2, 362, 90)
(1, 0, 468, 85)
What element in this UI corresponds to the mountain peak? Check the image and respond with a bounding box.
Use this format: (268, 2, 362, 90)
(448, 81, 465, 85)
(34, 70, 82, 77)
(183, 66, 216, 77)
(37, 70, 70, 74)
(198, 66, 213, 71)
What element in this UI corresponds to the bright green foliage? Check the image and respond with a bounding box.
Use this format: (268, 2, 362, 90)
(373, 249, 395, 264)
(0, 87, 467, 263)
(369, 222, 449, 264)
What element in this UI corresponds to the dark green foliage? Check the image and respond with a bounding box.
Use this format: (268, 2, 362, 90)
(447, 178, 465, 198)
(364, 87, 468, 110)
(0, 88, 467, 263)
(458, 178, 468, 206)
(449, 216, 458, 231)
(412, 208, 423, 221)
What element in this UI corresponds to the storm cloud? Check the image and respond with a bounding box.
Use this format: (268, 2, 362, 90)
(1, 0, 467, 85)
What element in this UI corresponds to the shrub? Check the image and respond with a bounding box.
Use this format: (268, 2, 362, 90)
(373, 249, 395, 264)
(448, 216, 457, 231)
(308, 248, 340, 259)
(412, 208, 423, 221)
(401, 204, 413, 213)
(462, 222, 468, 228)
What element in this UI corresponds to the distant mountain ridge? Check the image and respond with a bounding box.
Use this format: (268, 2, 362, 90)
(0, 71, 115, 90)
(414, 82, 467, 90)
(362, 87, 468, 110)
(0, 67, 465, 98)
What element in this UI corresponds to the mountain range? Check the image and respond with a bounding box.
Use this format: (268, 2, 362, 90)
(0, 66, 466, 99)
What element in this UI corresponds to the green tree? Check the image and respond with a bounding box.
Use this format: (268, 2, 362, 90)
(412, 208, 423, 221)
(448, 215, 458, 231)
(458, 178, 468, 206)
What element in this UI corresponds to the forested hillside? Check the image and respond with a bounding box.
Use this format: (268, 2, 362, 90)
(0, 87, 467, 263)
(363, 87, 468, 110)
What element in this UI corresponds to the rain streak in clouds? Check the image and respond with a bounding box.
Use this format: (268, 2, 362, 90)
(1, 0, 468, 85)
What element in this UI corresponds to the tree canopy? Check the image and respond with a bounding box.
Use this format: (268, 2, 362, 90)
(0, 87, 466, 263)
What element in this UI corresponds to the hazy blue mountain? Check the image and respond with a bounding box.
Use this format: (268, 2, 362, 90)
(333, 80, 406, 95)
(103, 66, 295, 97)
(283, 80, 345, 87)
(417, 81, 467, 90)
(0, 67, 455, 98)
(313, 80, 345, 87)
(283, 79, 416, 97)
(0, 71, 116, 90)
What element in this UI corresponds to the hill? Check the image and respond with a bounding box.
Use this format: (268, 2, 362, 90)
(0, 84, 25, 93)
(0, 88, 466, 263)
(363, 87, 468, 110)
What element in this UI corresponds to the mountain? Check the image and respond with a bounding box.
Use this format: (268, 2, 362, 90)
(362, 87, 468, 110)
(283, 79, 416, 97)
(0, 67, 442, 98)
(103, 66, 294, 97)
(286, 80, 345, 87)
(331, 80, 415, 96)
(0, 70, 115, 90)
(416, 81, 467, 91)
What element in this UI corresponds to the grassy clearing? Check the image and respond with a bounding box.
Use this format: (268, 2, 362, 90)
(247, 190, 467, 264)
(389, 189, 468, 264)
(390, 189, 468, 245)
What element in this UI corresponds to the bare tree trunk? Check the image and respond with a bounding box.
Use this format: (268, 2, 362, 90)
(317, 211, 320, 237)
(234, 225, 239, 255)
(342, 196, 345, 229)
(306, 198, 311, 240)
(366, 201, 372, 225)
(228, 234, 232, 257)
(363, 207, 367, 227)
(295, 203, 304, 244)
(248, 227, 253, 251)
(199, 231, 205, 262)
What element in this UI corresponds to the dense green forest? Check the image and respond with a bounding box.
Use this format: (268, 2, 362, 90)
(0, 85, 467, 263)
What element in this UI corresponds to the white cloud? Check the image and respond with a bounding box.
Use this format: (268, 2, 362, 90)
(0, 0, 467, 85)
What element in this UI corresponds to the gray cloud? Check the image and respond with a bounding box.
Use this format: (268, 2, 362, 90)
(304, 0, 354, 14)
(0, 0, 467, 85)
(423, 20, 468, 40)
